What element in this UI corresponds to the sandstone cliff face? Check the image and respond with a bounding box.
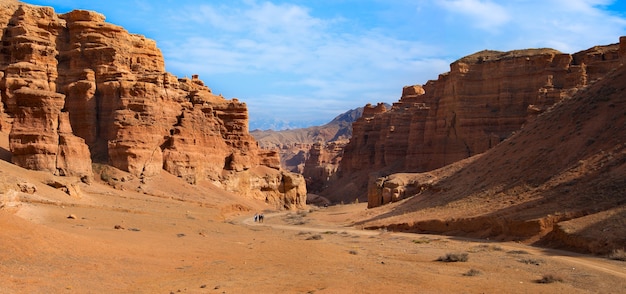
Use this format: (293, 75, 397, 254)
(0, 2, 305, 209)
(301, 140, 347, 193)
(330, 41, 623, 205)
(362, 49, 626, 254)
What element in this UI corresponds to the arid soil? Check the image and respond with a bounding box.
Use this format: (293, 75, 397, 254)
(1, 155, 625, 293)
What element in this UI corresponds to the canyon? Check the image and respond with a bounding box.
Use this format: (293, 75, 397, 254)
(0, 1, 625, 292)
(256, 37, 626, 255)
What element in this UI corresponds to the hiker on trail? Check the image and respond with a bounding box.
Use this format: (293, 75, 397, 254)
(254, 213, 258, 222)
(259, 213, 264, 223)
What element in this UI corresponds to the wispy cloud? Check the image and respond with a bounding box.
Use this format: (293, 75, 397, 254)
(437, 0, 511, 30)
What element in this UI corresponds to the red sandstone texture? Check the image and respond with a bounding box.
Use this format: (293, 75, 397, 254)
(326, 40, 623, 204)
(0, 1, 304, 209)
(349, 37, 626, 254)
(302, 140, 347, 193)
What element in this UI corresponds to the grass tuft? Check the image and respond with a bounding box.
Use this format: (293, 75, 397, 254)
(463, 269, 481, 276)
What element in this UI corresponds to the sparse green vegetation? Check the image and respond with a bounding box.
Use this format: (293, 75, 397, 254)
(437, 253, 469, 262)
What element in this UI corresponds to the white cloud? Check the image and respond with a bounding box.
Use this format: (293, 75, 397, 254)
(162, 1, 443, 97)
(437, 0, 511, 30)
(494, 0, 626, 52)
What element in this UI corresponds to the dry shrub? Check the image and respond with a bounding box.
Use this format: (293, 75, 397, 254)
(536, 273, 564, 284)
(437, 252, 469, 262)
(470, 244, 503, 252)
(518, 258, 544, 265)
(507, 250, 530, 255)
(412, 238, 431, 244)
(463, 269, 481, 276)
(306, 234, 323, 240)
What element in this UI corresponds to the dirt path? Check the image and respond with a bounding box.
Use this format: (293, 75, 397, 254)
(242, 209, 626, 281)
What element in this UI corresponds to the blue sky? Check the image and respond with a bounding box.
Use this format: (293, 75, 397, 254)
(25, 0, 626, 130)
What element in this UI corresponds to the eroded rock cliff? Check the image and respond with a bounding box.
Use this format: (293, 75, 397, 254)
(328, 40, 623, 205)
(0, 2, 305, 209)
(362, 45, 626, 254)
(302, 140, 347, 193)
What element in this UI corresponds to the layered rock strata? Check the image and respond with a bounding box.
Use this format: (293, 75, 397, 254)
(301, 140, 347, 193)
(0, 2, 305, 209)
(364, 50, 626, 254)
(332, 41, 623, 206)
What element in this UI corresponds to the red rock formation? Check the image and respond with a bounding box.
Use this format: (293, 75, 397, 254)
(363, 52, 626, 254)
(1, 5, 92, 177)
(302, 140, 347, 193)
(0, 2, 305, 209)
(330, 40, 623, 205)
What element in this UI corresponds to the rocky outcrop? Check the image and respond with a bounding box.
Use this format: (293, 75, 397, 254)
(301, 140, 347, 193)
(0, 2, 305, 209)
(330, 41, 623, 205)
(362, 50, 626, 253)
(1, 5, 92, 177)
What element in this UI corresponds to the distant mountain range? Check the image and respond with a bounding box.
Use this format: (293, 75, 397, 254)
(251, 104, 389, 174)
(249, 117, 329, 132)
(251, 104, 389, 148)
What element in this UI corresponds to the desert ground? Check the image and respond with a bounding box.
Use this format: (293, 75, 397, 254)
(1, 158, 625, 294)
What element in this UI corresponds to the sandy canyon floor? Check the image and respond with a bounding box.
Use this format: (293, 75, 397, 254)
(1, 171, 625, 294)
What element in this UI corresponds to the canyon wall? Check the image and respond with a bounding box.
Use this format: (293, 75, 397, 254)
(301, 140, 347, 193)
(328, 41, 623, 205)
(362, 42, 626, 253)
(0, 2, 305, 209)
